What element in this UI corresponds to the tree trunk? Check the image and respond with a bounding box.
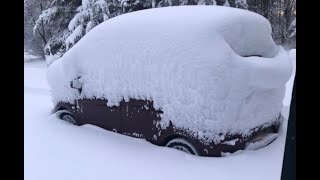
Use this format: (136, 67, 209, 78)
(284, 0, 293, 30)
(263, 0, 270, 18)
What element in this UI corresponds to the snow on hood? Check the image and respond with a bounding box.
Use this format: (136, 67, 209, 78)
(47, 6, 292, 140)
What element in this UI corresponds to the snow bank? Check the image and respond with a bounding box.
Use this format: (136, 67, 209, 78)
(47, 6, 292, 139)
(24, 51, 40, 62)
(283, 49, 296, 106)
(27, 61, 289, 180)
(45, 54, 60, 66)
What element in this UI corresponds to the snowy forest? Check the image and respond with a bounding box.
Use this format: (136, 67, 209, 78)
(24, 0, 296, 60)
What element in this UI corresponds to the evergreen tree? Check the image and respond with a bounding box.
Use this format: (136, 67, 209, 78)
(234, 0, 248, 9)
(223, 0, 230, 7)
(24, 0, 51, 58)
(30, 0, 295, 61)
(33, 0, 81, 56)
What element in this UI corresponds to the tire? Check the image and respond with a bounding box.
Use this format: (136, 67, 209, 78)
(165, 138, 199, 156)
(58, 111, 78, 125)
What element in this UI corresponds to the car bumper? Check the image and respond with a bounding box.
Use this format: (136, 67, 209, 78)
(195, 113, 284, 157)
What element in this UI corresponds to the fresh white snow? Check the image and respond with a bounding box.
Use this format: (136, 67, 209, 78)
(283, 49, 296, 106)
(47, 6, 292, 141)
(24, 51, 40, 62)
(25, 49, 295, 180)
(45, 54, 60, 66)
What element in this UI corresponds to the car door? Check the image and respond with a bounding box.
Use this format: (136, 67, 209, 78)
(120, 99, 159, 140)
(78, 98, 122, 133)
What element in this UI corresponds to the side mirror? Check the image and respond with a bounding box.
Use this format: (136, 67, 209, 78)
(70, 77, 82, 89)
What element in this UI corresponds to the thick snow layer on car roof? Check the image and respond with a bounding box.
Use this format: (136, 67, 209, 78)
(47, 6, 292, 141)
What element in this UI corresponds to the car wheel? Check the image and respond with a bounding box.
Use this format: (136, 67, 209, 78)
(59, 111, 78, 125)
(165, 138, 199, 156)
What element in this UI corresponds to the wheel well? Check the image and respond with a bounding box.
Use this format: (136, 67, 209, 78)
(57, 107, 67, 111)
(163, 134, 199, 156)
(271, 124, 277, 132)
(162, 134, 189, 146)
(52, 106, 68, 114)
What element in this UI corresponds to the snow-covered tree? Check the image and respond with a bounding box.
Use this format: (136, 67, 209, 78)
(284, 17, 295, 49)
(33, 0, 295, 62)
(65, 0, 156, 50)
(65, 0, 92, 50)
(223, 0, 230, 7)
(209, 0, 217, 5)
(246, 0, 296, 48)
(288, 17, 296, 38)
(33, 0, 81, 56)
(235, 0, 248, 9)
(24, 0, 51, 58)
(196, 0, 217, 5)
(65, 0, 119, 50)
(121, 0, 151, 12)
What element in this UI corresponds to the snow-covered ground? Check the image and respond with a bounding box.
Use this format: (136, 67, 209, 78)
(24, 51, 41, 62)
(24, 50, 295, 180)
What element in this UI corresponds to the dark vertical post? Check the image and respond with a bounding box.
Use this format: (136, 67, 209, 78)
(281, 76, 296, 180)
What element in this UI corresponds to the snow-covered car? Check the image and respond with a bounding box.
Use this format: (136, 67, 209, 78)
(47, 6, 292, 157)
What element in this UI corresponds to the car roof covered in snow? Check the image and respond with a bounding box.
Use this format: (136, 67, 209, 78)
(65, 5, 278, 60)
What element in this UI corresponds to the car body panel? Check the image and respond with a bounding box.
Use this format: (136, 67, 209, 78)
(55, 98, 282, 157)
